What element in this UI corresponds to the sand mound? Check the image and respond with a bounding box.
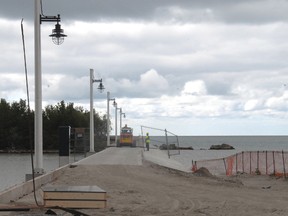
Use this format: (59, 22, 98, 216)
(193, 167, 213, 177)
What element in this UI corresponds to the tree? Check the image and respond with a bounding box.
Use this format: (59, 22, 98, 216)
(0, 99, 33, 150)
(0, 99, 107, 152)
(0, 99, 11, 150)
(43, 100, 90, 149)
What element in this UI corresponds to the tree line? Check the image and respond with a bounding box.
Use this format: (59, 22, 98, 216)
(0, 98, 107, 152)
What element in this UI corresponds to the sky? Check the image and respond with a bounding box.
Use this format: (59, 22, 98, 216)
(1, 0, 288, 136)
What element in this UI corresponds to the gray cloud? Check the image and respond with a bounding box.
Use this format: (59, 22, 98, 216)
(2, 0, 288, 135)
(2, 0, 288, 24)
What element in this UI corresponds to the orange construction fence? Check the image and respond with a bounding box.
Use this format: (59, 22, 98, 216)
(192, 151, 288, 177)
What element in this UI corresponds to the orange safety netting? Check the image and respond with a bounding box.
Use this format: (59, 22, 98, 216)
(192, 151, 288, 177)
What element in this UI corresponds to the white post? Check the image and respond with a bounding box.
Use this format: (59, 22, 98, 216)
(115, 103, 118, 145)
(89, 69, 95, 152)
(120, 108, 122, 131)
(107, 91, 110, 147)
(34, 0, 43, 174)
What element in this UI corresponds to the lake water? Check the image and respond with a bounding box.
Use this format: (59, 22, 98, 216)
(152, 135, 288, 151)
(1, 136, 288, 192)
(0, 153, 85, 192)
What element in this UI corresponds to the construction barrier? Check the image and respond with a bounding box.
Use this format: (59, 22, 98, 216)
(192, 151, 288, 177)
(140, 126, 180, 158)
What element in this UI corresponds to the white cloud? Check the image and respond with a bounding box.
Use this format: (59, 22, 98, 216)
(2, 1, 288, 135)
(181, 80, 207, 95)
(139, 69, 169, 91)
(244, 99, 262, 111)
(265, 94, 288, 111)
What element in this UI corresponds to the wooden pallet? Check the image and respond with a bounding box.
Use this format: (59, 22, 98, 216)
(42, 185, 107, 209)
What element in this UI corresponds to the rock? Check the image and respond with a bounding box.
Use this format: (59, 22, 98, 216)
(169, 144, 177, 149)
(159, 144, 193, 150)
(178, 146, 194, 150)
(209, 143, 235, 150)
(159, 144, 167, 150)
(159, 144, 177, 150)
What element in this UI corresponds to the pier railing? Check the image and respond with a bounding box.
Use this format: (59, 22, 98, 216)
(192, 150, 288, 177)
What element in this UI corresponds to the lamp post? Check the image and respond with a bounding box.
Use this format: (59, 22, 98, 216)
(107, 92, 115, 147)
(119, 108, 126, 131)
(113, 101, 117, 145)
(34, 0, 66, 174)
(90, 69, 104, 153)
(113, 101, 121, 145)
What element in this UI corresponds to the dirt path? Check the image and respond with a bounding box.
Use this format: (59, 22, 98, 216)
(23, 161, 287, 216)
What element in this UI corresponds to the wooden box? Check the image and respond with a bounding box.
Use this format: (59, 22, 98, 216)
(42, 185, 107, 209)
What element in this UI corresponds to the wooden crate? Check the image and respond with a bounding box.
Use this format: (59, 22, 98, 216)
(42, 185, 107, 209)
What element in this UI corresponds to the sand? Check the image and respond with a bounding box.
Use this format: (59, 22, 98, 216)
(10, 160, 288, 216)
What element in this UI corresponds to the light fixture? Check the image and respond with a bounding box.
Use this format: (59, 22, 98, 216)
(113, 101, 117, 107)
(49, 20, 67, 45)
(41, 14, 67, 45)
(97, 81, 105, 93)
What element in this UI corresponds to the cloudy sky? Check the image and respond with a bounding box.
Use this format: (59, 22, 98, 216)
(1, 0, 288, 135)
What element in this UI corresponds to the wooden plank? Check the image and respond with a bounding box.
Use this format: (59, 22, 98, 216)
(44, 191, 106, 200)
(42, 185, 107, 209)
(42, 185, 105, 193)
(0, 205, 38, 211)
(44, 200, 106, 209)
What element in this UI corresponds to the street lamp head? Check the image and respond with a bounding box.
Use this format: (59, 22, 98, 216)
(97, 82, 105, 93)
(113, 101, 117, 107)
(123, 113, 126, 118)
(49, 21, 67, 45)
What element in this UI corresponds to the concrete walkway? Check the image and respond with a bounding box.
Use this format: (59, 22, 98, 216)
(143, 149, 191, 172)
(75, 147, 189, 172)
(75, 147, 143, 166)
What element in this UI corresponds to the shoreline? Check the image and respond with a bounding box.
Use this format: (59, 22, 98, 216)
(0, 150, 58, 154)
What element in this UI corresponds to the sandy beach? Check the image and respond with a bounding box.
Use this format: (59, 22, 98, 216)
(2, 148, 288, 216)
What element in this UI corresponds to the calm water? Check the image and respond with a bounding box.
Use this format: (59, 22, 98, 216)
(0, 153, 84, 192)
(1, 136, 288, 191)
(152, 135, 288, 151)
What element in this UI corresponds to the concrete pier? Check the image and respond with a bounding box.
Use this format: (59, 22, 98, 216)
(0, 148, 189, 214)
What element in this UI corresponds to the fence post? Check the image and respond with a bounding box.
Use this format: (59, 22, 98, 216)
(192, 160, 193, 170)
(141, 126, 145, 150)
(282, 150, 286, 179)
(273, 151, 276, 175)
(223, 158, 227, 176)
(192, 160, 197, 172)
(265, 151, 268, 175)
(249, 151, 252, 174)
(236, 153, 238, 173)
(165, 129, 170, 159)
(257, 151, 259, 171)
(242, 151, 244, 173)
